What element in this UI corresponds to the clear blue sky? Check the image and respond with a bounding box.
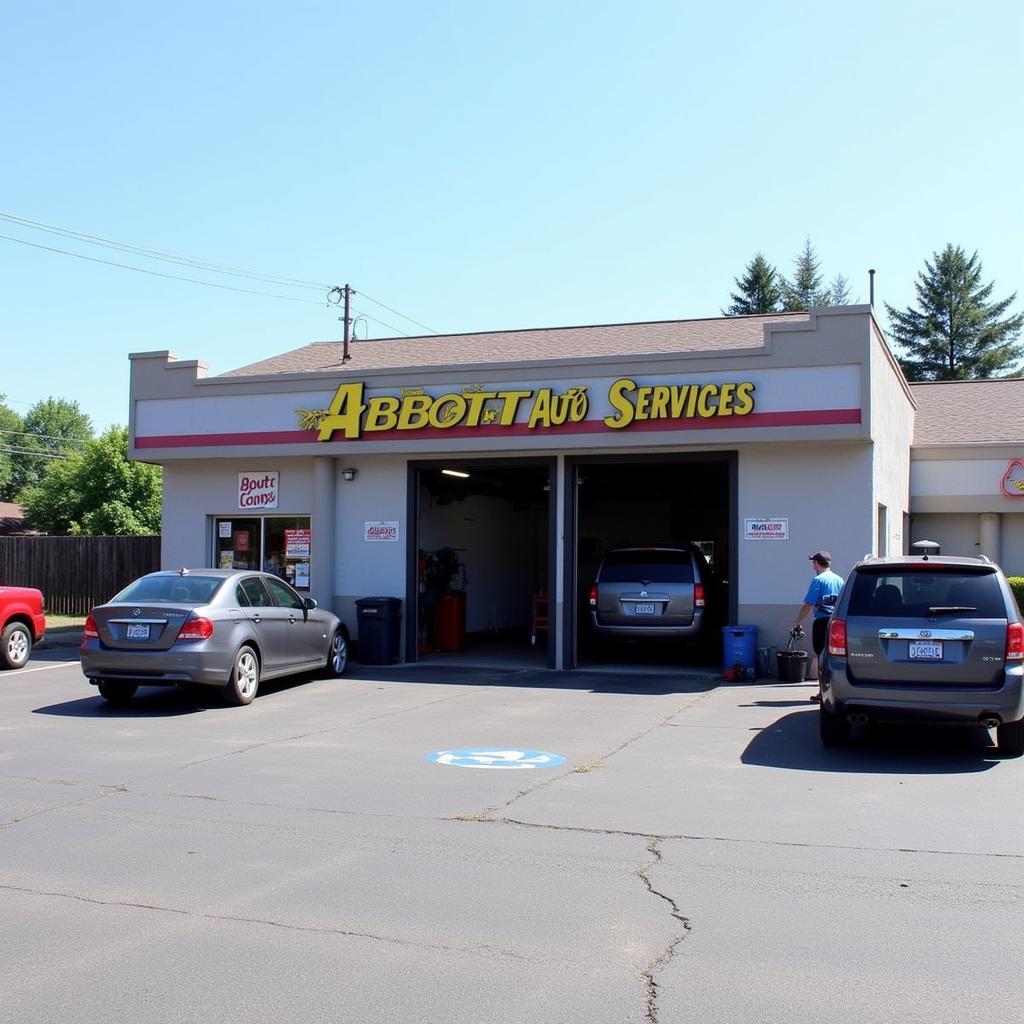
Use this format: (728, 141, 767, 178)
(2, 1, 1021, 433)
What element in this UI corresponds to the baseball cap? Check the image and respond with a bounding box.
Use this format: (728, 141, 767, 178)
(809, 551, 832, 565)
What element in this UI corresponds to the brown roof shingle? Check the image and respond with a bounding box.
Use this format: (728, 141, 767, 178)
(911, 379, 1024, 445)
(218, 313, 810, 378)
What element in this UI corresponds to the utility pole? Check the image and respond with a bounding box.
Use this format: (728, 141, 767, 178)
(328, 284, 354, 362)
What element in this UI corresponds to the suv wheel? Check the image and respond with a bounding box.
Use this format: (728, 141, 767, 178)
(996, 719, 1024, 757)
(819, 704, 850, 747)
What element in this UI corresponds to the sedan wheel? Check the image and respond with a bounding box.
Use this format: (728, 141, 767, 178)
(325, 629, 348, 677)
(1, 622, 32, 670)
(224, 645, 259, 706)
(97, 681, 138, 705)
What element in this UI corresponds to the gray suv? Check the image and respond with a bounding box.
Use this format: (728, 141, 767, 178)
(588, 544, 710, 641)
(819, 554, 1024, 755)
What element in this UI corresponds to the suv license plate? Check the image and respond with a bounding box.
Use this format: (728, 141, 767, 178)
(633, 603, 656, 615)
(125, 624, 150, 641)
(909, 640, 942, 659)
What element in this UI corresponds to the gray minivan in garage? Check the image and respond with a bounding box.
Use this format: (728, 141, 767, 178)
(588, 544, 711, 641)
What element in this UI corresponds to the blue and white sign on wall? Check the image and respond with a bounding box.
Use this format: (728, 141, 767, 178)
(426, 748, 567, 770)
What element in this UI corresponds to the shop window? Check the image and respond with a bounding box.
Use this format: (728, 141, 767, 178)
(213, 516, 312, 590)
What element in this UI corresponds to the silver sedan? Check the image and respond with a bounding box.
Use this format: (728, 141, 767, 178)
(80, 569, 348, 706)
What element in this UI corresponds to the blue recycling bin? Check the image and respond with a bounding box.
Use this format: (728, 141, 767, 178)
(722, 625, 759, 678)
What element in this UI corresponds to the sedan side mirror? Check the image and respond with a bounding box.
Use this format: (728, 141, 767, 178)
(304, 597, 318, 610)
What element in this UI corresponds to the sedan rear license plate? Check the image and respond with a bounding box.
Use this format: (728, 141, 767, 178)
(633, 603, 657, 615)
(909, 640, 942, 659)
(125, 624, 151, 641)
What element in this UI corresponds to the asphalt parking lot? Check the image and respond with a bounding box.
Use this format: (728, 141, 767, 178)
(2, 647, 1022, 1024)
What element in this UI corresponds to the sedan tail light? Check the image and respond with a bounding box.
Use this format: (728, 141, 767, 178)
(83, 614, 99, 640)
(694, 583, 705, 609)
(588, 584, 598, 608)
(176, 615, 215, 642)
(1006, 622, 1024, 662)
(828, 618, 847, 657)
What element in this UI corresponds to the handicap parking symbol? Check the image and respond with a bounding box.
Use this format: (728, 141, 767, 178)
(426, 748, 567, 770)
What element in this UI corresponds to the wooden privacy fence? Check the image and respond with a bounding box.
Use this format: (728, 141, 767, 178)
(0, 536, 161, 615)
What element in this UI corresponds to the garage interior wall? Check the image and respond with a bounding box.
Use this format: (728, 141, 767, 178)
(418, 487, 539, 633)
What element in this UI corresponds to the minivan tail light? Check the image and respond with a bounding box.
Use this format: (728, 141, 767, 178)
(694, 583, 705, 609)
(828, 618, 847, 657)
(176, 615, 215, 642)
(588, 584, 598, 608)
(83, 614, 99, 640)
(1006, 622, 1024, 662)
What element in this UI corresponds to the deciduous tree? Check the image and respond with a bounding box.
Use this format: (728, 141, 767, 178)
(20, 426, 161, 535)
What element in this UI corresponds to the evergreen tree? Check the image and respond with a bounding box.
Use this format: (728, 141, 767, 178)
(828, 272, 852, 305)
(723, 253, 782, 315)
(886, 245, 1024, 381)
(781, 237, 830, 311)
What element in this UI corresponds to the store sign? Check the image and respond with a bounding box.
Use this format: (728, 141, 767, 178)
(744, 517, 789, 540)
(285, 528, 311, 557)
(238, 471, 279, 509)
(364, 521, 399, 542)
(1000, 459, 1024, 497)
(300, 378, 757, 441)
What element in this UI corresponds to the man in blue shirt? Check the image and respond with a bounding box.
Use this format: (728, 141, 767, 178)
(793, 550, 845, 695)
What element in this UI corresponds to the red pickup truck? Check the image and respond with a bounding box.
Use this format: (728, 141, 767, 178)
(1, 586, 47, 669)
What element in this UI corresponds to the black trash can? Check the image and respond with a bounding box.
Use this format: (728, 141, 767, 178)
(355, 596, 402, 664)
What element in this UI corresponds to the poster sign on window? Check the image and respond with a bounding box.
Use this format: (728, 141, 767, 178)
(744, 517, 789, 540)
(238, 471, 279, 509)
(235, 530, 251, 551)
(285, 528, 311, 558)
(364, 521, 399, 542)
(218, 521, 233, 538)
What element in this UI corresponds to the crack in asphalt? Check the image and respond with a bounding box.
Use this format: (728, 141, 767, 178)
(0, 882, 533, 962)
(637, 839, 691, 1024)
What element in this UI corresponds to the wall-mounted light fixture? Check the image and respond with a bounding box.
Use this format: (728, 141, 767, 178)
(341, 467, 358, 482)
(441, 468, 470, 479)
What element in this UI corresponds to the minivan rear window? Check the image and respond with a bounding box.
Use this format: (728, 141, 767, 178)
(600, 550, 695, 584)
(847, 569, 1006, 618)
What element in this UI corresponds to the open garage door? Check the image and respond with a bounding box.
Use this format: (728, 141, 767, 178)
(411, 459, 556, 668)
(567, 453, 737, 669)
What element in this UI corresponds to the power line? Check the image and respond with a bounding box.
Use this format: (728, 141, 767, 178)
(0, 427, 87, 445)
(1, 210, 442, 335)
(355, 289, 438, 334)
(0, 445, 70, 460)
(0, 233, 328, 305)
(0, 211, 332, 291)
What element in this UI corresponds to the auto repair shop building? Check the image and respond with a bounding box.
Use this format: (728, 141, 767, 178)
(128, 305, 1024, 670)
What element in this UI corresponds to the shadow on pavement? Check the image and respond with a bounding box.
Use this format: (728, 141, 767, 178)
(345, 662, 721, 695)
(33, 672, 320, 718)
(742, 709, 1003, 774)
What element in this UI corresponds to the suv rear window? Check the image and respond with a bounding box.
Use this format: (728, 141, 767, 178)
(847, 569, 1007, 618)
(599, 550, 695, 584)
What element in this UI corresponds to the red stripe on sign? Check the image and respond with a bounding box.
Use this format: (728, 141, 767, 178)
(133, 408, 862, 449)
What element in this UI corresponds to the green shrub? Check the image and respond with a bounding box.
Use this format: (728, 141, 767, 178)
(1008, 577, 1024, 611)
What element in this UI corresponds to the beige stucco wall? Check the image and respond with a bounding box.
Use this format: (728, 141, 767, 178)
(136, 306, 921, 667)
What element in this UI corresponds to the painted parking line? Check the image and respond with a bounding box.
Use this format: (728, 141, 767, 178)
(6, 659, 81, 675)
(426, 748, 567, 770)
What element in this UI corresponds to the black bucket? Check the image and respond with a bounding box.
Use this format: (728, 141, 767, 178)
(776, 650, 808, 682)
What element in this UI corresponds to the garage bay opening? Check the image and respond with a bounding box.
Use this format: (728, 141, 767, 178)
(570, 454, 735, 669)
(414, 460, 554, 667)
